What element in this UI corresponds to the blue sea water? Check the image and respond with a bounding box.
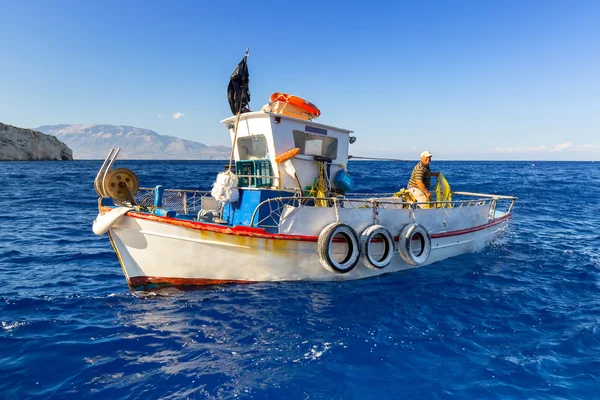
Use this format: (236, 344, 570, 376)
(1, 160, 599, 399)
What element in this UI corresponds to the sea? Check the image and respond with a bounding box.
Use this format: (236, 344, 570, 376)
(1, 160, 599, 399)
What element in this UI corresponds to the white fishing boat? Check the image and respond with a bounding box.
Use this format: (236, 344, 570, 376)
(93, 54, 516, 290)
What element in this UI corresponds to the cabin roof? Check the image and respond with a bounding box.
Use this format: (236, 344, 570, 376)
(220, 111, 353, 134)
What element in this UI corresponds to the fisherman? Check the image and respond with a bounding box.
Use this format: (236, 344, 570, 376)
(407, 151, 439, 206)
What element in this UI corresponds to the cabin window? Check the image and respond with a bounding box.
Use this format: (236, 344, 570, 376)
(293, 130, 338, 159)
(237, 135, 268, 160)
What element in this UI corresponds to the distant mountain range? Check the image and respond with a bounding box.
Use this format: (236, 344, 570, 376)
(36, 124, 231, 160)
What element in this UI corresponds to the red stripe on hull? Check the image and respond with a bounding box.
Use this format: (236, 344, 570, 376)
(430, 213, 512, 238)
(100, 206, 318, 242)
(101, 206, 512, 242)
(129, 276, 255, 288)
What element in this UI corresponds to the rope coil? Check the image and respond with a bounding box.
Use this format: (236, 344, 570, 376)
(315, 163, 327, 207)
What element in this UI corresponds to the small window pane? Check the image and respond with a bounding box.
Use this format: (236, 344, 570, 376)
(305, 139, 323, 155)
(293, 130, 338, 159)
(238, 135, 268, 160)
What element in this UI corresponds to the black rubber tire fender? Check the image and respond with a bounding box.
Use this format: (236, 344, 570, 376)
(398, 223, 431, 266)
(360, 225, 395, 270)
(317, 222, 360, 274)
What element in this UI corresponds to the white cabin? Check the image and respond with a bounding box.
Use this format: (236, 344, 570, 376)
(221, 111, 354, 192)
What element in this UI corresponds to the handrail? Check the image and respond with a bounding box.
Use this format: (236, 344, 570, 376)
(248, 195, 501, 228)
(452, 191, 518, 200)
(125, 188, 516, 230)
(138, 187, 211, 194)
(95, 149, 114, 190)
(94, 148, 121, 197)
(236, 174, 279, 181)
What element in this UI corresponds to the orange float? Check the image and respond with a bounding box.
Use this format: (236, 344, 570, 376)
(270, 93, 321, 118)
(275, 147, 301, 164)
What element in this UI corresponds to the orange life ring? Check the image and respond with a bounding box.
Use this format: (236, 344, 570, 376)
(270, 93, 321, 117)
(275, 147, 301, 164)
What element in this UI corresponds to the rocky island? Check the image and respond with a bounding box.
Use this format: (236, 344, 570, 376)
(0, 123, 73, 161)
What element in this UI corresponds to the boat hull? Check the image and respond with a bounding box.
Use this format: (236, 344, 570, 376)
(106, 211, 512, 290)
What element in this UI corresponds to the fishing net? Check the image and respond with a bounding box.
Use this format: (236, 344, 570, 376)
(434, 172, 452, 208)
(393, 188, 417, 203)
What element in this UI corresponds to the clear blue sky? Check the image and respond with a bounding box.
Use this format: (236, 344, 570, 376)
(1, 0, 598, 160)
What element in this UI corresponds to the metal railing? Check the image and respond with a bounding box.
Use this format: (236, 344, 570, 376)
(114, 187, 517, 230)
(117, 187, 213, 215)
(248, 193, 515, 230)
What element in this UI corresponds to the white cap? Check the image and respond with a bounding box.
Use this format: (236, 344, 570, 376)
(421, 151, 433, 158)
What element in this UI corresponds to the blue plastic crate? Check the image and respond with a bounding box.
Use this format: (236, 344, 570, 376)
(253, 159, 272, 187)
(235, 159, 273, 188)
(236, 160, 254, 187)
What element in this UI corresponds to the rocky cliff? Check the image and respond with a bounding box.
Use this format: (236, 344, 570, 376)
(0, 123, 73, 161)
(36, 124, 231, 160)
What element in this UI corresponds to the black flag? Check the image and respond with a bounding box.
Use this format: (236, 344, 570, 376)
(227, 50, 250, 115)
